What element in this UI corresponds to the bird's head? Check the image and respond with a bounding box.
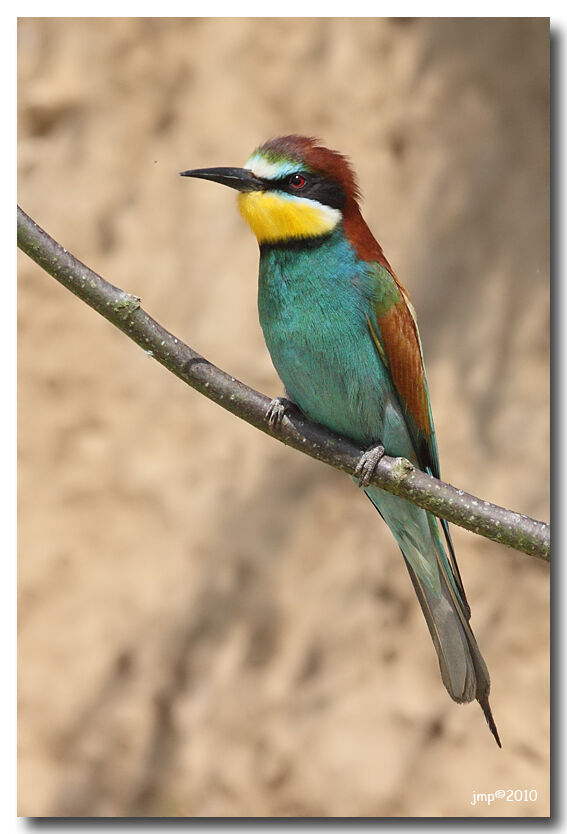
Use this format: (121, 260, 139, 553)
(180, 135, 361, 245)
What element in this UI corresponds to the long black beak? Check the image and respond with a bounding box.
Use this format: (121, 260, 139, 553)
(179, 166, 265, 192)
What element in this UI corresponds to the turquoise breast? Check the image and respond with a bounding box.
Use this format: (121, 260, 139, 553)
(257, 228, 413, 456)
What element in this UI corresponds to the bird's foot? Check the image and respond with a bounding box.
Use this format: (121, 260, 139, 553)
(266, 397, 294, 429)
(354, 442, 386, 487)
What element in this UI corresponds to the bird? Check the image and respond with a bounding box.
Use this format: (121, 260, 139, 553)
(180, 135, 500, 747)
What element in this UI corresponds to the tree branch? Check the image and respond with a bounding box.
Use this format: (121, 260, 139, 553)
(17, 206, 550, 562)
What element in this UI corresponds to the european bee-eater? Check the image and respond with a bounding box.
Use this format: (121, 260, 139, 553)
(181, 135, 500, 746)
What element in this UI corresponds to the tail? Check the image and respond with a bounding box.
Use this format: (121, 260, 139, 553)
(366, 485, 501, 748)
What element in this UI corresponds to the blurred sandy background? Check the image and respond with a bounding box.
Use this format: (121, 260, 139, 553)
(18, 18, 550, 817)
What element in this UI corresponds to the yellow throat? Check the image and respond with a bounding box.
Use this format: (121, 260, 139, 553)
(238, 191, 341, 244)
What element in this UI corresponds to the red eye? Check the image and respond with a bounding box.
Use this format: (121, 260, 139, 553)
(289, 173, 307, 189)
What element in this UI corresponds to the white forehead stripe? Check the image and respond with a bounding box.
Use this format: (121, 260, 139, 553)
(244, 153, 302, 180)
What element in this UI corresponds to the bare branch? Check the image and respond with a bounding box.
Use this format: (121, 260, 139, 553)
(17, 206, 550, 562)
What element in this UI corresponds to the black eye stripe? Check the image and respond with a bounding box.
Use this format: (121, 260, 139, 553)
(261, 173, 346, 211)
(261, 174, 308, 190)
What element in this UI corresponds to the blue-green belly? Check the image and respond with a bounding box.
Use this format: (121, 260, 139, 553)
(257, 232, 414, 458)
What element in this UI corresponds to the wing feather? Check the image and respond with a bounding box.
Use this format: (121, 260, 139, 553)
(367, 263, 470, 615)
